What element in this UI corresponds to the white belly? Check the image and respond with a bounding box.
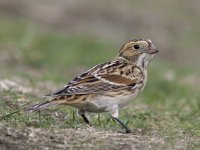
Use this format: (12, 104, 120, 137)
(83, 89, 140, 113)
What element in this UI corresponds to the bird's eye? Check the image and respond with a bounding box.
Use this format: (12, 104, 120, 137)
(133, 44, 140, 49)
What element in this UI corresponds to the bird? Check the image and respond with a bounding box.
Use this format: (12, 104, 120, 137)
(28, 39, 159, 133)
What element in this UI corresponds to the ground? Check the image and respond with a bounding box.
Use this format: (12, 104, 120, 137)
(1, 124, 199, 150)
(0, 0, 200, 150)
(0, 125, 160, 150)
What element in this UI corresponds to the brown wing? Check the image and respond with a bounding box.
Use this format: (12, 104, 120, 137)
(45, 59, 143, 97)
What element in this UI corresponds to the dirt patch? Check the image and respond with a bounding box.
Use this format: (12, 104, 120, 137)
(0, 124, 168, 150)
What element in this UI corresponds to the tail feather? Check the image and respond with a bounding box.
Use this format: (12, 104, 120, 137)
(27, 94, 71, 112)
(27, 100, 59, 112)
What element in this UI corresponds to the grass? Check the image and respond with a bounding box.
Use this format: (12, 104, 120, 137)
(0, 19, 200, 149)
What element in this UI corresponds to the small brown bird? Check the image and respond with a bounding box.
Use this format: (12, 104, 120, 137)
(28, 39, 159, 133)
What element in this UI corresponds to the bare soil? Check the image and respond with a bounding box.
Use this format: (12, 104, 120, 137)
(0, 123, 170, 150)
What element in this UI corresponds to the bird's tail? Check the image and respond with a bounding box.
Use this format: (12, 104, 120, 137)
(27, 97, 65, 112)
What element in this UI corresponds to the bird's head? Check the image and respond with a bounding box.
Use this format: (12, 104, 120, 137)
(118, 39, 159, 64)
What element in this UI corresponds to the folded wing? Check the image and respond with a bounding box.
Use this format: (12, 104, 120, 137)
(46, 59, 143, 98)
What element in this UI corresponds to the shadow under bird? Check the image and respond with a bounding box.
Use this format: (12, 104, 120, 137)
(28, 39, 159, 133)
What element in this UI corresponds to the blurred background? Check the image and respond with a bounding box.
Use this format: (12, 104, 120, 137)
(0, 0, 200, 103)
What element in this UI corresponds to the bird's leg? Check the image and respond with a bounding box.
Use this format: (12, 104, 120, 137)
(78, 109, 91, 126)
(110, 104, 131, 133)
(81, 114, 90, 125)
(113, 117, 131, 133)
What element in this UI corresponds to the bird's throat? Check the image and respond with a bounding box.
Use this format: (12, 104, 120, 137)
(136, 53, 152, 70)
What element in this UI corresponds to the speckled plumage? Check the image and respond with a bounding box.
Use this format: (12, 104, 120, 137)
(28, 39, 159, 133)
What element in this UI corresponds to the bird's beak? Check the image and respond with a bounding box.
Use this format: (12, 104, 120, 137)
(148, 43, 159, 54)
